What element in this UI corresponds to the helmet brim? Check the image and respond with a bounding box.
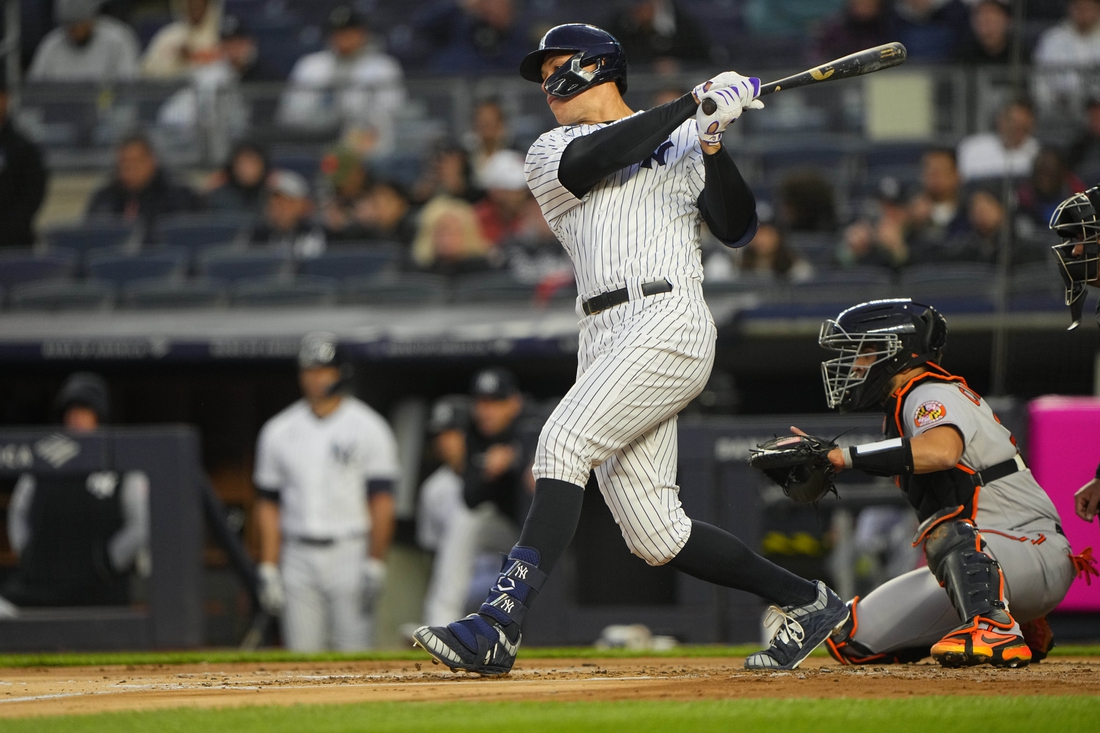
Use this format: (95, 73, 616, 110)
(520, 47, 578, 84)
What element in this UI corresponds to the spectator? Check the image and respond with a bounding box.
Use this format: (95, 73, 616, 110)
(215, 14, 280, 83)
(464, 99, 515, 181)
(779, 170, 838, 232)
(954, 0, 1014, 65)
(413, 146, 484, 204)
(501, 212, 571, 289)
(421, 371, 527, 627)
(1017, 148, 1086, 231)
(744, 0, 843, 38)
(278, 6, 406, 157)
(28, 0, 140, 82)
(415, 0, 531, 74)
(353, 180, 418, 246)
(836, 178, 910, 268)
(814, 0, 893, 62)
(85, 133, 201, 241)
(204, 140, 269, 217)
(320, 147, 372, 240)
(474, 150, 542, 247)
(1, 373, 149, 609)
(253, 333, 398, 651)
(908, 148, 969, 249)
(956, 98, 1039, 181)
(603, 0, 711, 68)
(1068, 96, 1100, 181)
(939, 186, 1009, 263)
(142, 0, 222, 79)
(412, 196, 494, 275)
(0, 78, 48, 248)
(889, 0, 969, 63)
(249, 170, 326, 258)
(1032, 0, 1100, 118)
(740, 220, 815, 282)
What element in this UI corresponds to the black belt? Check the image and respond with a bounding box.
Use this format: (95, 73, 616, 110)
(970, 454, 1026, 488)
(288, 536, 336, 546)
(582, 279, 673, 316)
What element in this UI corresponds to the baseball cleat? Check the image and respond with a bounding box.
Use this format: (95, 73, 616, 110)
(744, 580, 850, 670)
(931, 618, 1032, 668)
(1019, 616, 1054, 662)
(411, 614, 520, 675)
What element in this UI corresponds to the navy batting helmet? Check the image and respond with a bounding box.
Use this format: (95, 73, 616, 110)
(819, 299, 947, 413)
(519, 24, 627, 98)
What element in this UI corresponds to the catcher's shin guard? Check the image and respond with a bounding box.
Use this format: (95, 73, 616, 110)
(412, 547, 546, 675)
(916, 511, 1030, 668)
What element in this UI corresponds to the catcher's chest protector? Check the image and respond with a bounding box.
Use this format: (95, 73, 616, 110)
(884, 368, 977, 522)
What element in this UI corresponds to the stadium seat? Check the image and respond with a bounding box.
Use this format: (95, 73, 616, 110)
(298, 246, 399, 281)
(792, 267, 897, 303)
(87, 251, 188, 286)
(231, 276, 337, 307)
(43, 222, 135, 260)
(0, 252, 76, 289)
(899, 263, 998, 299)
(156, 216, 250, 254)
(200, 248, 292, 283)
(270, 150, 322, 182)
(339, 274, 448, 306)
(8, 280, 115, 312)
(786, 232, 841, 266)
(122, 279, 228, 310)
(451, 272, 536, 303)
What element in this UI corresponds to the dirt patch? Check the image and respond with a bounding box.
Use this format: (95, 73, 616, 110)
(1, 656, 1097, 719)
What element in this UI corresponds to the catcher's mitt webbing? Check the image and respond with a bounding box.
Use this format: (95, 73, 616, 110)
(748, 434, 837, 503)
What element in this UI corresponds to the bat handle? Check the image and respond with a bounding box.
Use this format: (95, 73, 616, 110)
(701, 98, 716, 115)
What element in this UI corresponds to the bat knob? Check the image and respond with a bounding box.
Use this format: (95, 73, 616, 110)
(701, 98, 716, 115)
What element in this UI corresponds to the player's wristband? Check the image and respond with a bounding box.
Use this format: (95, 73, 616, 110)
(844, 437, 914, 477)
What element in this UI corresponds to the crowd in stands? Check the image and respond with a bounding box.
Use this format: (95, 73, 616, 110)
(0, 1, 1099, 309)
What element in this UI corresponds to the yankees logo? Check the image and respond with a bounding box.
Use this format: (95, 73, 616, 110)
(640, 140, 675, 170)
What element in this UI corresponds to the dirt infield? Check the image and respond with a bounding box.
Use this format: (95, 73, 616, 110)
(1, 656, 1098, 719)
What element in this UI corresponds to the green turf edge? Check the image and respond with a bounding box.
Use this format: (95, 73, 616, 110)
(1, 643, 1098, 669)
(4, 697, 1100, 733)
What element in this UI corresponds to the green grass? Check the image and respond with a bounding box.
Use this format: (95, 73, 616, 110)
(4, 698, 1099, 733)
(2, 643, 1098, 669)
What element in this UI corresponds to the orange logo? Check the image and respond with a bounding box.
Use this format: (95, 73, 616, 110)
(914, 400, 947, 428)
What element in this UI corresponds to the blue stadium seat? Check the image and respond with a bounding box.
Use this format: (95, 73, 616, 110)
(340, 274, 448, 305)
(200, 248, 291, 283)
(298, 246, 399, 281)
(0, 252, 76, 288)
(786, 231, 840, 266)
(86, 250, 188, 286)
(156, 216, 250, 255)
(864, 144, 929, 170)
(122, 279, 228, 310)
(899, 263, 998, 299)
(231, 276, 338, 307)
(793, 267, 897, 303)
(43, 222, 135, 260)
(452, 272, 536, 304)
(8, 280, 115, 312)
(270, 151, 322, 183)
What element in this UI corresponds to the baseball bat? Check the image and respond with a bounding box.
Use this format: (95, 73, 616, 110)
(700, 42, 907, 115)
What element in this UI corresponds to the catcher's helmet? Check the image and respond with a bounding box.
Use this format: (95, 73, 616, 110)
(519, 24, 627, 98)
(819, 299, 947, 412)
(1048, 186, 1100, 330)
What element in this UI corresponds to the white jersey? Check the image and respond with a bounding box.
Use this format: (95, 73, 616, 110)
(254, 397, 399, 539)
(525, 116, 706, 300)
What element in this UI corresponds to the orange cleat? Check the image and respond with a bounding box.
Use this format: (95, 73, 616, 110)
(1019, 616, 1055, 662)
(931, 617, 1032, 668)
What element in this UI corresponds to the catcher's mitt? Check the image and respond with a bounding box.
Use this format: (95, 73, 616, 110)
(748, 434, 838, 503)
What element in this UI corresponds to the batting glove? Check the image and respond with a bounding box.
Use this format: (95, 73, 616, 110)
(360, 556, 387, 613)
(692, 71, 760, 104)
(256, 562, 285, 615)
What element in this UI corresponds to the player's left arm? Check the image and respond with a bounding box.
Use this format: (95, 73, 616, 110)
(367, 486, 396, 560)
(698, 146, 758, 247)
(797, 425, 963, 476)
(365, 418, 400, 561)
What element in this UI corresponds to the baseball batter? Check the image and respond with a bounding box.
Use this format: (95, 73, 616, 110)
(253, 332, 398, 651)
(797, 299, 1089, 667)
(414, 23, 849, 674)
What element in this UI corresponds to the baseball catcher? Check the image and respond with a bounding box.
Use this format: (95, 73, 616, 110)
(753, 299, 1094, 668)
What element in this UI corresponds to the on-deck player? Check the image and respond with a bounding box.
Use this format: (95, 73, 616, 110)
(413, 23, 849, 674)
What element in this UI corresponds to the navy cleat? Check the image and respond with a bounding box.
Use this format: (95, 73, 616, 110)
(412, 614, 520, 675)
(744, 580, 850, 670)
(413, 546, 546, 676)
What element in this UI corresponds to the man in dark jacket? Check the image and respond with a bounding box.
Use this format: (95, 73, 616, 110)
(86, 133, 200, 241)
(0, 78, 49, 248)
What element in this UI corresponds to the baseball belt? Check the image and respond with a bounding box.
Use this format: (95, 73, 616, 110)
(582, 278, 673, 316)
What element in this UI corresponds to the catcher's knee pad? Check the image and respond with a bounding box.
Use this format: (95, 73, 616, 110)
(825, 598, 930, 665)
(916, 510, 1010, 625)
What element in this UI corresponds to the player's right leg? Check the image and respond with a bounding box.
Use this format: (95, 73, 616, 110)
(280, 542, 329, 652)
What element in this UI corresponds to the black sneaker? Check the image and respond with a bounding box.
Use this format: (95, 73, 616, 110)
(412, 614, 520, 675)
(744, 580, 850, 670)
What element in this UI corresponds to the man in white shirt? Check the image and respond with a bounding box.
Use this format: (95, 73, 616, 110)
(28, 0, 140, 82)
(1033, 0, 1100, 118)
(253, 333, 399, 651)
(956, 99, 1040, 181)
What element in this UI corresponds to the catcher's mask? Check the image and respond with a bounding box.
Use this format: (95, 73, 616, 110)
(519, 23, 628, 99)
(1048, 187, 1100, 330)
(820, 299, 947, 412)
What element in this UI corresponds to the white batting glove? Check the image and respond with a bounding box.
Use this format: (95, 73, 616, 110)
(256, 562, 285, 615)
(692, 71, 759, 104)
(360, 556, 387, 613)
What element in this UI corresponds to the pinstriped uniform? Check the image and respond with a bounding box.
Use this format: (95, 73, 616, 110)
(525, 115, 716, 566)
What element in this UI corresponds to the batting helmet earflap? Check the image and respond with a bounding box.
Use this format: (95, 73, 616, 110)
(519, 24, 627, 98)
(819, 299, 947, 413)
